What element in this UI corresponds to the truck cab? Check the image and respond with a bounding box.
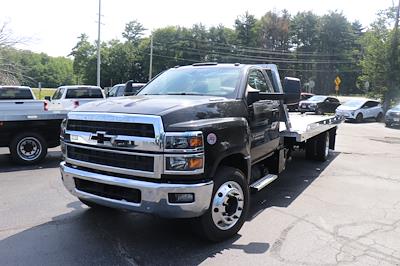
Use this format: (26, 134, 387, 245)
(60, 63, 340, 241)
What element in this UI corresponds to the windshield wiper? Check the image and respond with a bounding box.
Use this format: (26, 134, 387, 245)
(166, 93, 204, 96)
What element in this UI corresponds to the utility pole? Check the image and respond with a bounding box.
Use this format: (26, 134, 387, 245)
(96, 0, 101, 87)
(149, 34, 153, 81)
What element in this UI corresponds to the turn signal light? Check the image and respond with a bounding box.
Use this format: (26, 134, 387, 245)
(188, 157, 203, 169)
(189, 136, 203, 148)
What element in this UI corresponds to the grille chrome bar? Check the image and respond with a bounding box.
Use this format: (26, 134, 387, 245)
(65, 143, 163, 179)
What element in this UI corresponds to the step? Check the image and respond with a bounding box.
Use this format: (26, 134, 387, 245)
(250, 174, 278, 191)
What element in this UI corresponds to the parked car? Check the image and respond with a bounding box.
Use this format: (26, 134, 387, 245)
(385, 103, 400, 127)
(106, 81, 146, 97)
(335, 99, 384, 123)
(0, 85, 48, 112)
(46, 85, 105, 110)
(299, 95, 341, 115)
(287, 92, 315, 111)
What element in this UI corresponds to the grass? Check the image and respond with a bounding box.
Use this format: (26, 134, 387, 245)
(31, 88, 56, 100)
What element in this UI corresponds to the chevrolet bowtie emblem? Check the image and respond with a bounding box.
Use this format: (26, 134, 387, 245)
(90, 131, 112, 144)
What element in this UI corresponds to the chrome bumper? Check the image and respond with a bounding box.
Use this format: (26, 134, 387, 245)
(60, 162, 213, 218)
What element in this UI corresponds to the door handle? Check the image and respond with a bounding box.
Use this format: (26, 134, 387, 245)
(15, 102, 24, 104)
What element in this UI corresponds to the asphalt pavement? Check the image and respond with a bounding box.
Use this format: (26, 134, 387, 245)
(1, 122, 400, 265)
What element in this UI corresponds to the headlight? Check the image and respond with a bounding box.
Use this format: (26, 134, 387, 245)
(165, 155, 204, 171)
(165, 132, 203, 150)
(309, 103, 316, 107)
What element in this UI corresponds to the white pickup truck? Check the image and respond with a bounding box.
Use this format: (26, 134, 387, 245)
(0, 86, 48, 112)
(0, 86, 68, 165)
(47, 85, 105, 111)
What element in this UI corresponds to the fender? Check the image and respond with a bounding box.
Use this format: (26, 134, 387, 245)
(168, 117, 251, 181)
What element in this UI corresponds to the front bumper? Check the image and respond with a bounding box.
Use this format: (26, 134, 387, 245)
(299, 106, 316, 112)
(60, 162, 214, 218)
(386, 117, 400, 125)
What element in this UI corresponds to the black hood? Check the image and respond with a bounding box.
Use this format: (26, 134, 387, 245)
(75, 95, 247, 130)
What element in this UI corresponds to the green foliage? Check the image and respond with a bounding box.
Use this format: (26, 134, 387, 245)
(360, 7, 400, 104)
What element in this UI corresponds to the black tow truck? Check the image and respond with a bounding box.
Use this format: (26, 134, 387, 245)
(60, 63, 342, 241)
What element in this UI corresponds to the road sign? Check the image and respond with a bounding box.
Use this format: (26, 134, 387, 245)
(334, 76, 341, 86)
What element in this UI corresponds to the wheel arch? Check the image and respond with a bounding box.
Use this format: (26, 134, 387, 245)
(211, 152, 251, 182)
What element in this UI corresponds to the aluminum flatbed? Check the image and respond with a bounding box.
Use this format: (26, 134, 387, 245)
(280, 112, 343, 142)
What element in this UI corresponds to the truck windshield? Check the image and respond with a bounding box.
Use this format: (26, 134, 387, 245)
(138, 67, 241, 98)
(0, 87, 33, 100)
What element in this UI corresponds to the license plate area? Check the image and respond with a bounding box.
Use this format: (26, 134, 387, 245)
(74, 178, 141, 203)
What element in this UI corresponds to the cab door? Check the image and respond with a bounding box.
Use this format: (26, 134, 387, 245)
(246, 69, 280, 162)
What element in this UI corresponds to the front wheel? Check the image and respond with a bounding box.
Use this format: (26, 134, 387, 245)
(356, 113, 363, 123)
(376, 112, 384, 122)
(9, 132, 48, 165)
(194, 166, 249, 242)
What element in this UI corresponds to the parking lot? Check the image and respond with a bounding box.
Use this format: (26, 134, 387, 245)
(0, 121, 400, 265)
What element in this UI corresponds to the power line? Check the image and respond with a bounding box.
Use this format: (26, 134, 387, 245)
(152, 45, 357, 64)
(152, 38, 362, 57)
(149, 54, 361, 73)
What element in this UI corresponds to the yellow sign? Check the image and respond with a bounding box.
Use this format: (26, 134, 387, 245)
(335, 76, 341, 86)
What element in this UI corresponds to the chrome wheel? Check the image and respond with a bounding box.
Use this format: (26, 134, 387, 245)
(211, 180, 244, 230)
(16, 137, 42, 161)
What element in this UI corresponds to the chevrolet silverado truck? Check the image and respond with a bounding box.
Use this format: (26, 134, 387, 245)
(60, 63, 342, 241)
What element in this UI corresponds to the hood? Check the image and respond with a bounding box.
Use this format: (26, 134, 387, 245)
(336, 105, 359, 111)
(74, 95, 247, 130)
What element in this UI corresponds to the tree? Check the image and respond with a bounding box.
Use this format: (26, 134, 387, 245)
(360, 5, 400, 107)
(122, 20, 146, 44)
(234, 12, 258, 47)
(69, 34, 95, 84)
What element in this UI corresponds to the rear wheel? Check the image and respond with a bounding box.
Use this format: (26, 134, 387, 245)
(376, 112, 384, 122)
(305, 132, 330, 161)
(356, 113, 363, 123)
(194, 166, 249, 242)
(315, 132, 330, 161)
(9, 132, 48, 165)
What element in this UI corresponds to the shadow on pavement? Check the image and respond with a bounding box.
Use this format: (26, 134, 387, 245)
(0, 150, 61, 173)
(0, 151, 338, 265)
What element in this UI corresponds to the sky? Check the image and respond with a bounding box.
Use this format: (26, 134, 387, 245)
(0, 0, 396, 57)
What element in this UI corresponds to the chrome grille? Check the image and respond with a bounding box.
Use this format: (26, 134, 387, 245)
(64, 112, 165, 179)
(67, 145, 154, 172)
(67, 119, 155, 138)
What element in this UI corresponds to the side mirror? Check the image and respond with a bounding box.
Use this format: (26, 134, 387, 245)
(282, 77, 301, 105)
(44, 96, 51, 101)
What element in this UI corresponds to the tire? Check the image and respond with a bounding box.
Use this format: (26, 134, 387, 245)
(9, 132, 48, 165)
(315, 132, 330, 162)
(194, 166, 249, 242)
(376, 112, 384, 122)
(300, 111, 305, 114)
(305, 137, 316, 160)
(385, 122, 392, 128)
(315, 108, 324, 115)
(356, 113, 363, 123)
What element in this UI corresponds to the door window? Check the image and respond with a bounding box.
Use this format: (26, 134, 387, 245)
(52, 88, 65, 100)
(247, 69, 273, 93)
